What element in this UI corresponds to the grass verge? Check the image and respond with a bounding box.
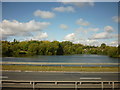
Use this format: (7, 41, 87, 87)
(2, 65, 119, 72)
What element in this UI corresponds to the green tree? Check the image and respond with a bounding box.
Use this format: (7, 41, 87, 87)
(2, 41, 12, 56)
(107, 47, 118, 57)
(1, 40, 119, 58)
(76, 47, 83, 54)
(57, 43, 64, 55)
(100, 43, 106, 49)
(18, 41, 29, 51)
(28, 43, 39, 55)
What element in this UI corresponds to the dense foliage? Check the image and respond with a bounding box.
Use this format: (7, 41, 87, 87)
(1, 39, 120, 58)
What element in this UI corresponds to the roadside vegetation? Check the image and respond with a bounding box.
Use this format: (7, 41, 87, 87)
(2, 65, 119, 72)
(1, 39, 120, 58)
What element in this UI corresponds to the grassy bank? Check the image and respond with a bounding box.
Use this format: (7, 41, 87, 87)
(2, 65, 119, 72)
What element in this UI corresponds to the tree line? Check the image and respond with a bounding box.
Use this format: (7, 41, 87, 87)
(1, 39, 120, 58)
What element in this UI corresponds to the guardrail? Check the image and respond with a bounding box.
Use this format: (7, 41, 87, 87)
(1, 80, 120, 90)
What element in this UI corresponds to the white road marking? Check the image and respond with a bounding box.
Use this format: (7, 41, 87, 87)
(2, 70, 120, 73)
(80, 77, 101, 79)
(0, 76, 8, 78)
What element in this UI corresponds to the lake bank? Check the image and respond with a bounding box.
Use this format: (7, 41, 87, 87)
(1, 62, 119, 67)
(2, 65, 119, 72)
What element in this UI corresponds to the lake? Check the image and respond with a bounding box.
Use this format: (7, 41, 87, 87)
(2, 54, 118, 64)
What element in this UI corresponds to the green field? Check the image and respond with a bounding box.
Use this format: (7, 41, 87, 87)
(2, 65, 119, 72)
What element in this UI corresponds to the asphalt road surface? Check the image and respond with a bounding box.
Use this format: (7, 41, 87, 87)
(2, 71, 119, 81)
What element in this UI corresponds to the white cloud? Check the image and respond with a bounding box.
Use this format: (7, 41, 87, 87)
(90, 26, 116, 39)
(91, 32, 117, 39)
(112, 16, 120, 23)
(34, 10, 55, 19)
(76, 27, 99, 34)
(76, 27, 87, 34)
(73, 38, 101, 46)
(62, 0, 94, 7)
(76, 18, 90, 26)
(86, 39, 100, 46)
(109, 41, 118, 46)
(91, 28, 99, 32)
(84, 39, 119, 47)
(60, 24, 68, 30)
(64, 33, 76, 41)
(104, 26, 114, 33)
(92, 32, 109, 39)
(63, 32, 117, 46)
(53, 6, 75, 12)
(28, 32, 48, 40)
(1, 19, 50, 40)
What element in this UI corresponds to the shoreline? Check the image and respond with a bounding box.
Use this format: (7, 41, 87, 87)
(1, 62, 119, 65)
(2, 65, 119, 72)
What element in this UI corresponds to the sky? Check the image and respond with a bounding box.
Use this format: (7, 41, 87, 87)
(1, 2, 119, 46)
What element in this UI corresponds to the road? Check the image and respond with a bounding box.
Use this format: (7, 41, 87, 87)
(2, 71, 119, 81)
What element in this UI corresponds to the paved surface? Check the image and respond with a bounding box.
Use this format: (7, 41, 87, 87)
(2, 71, 119, 81)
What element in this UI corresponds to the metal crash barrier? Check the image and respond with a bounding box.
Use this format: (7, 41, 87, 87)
(1, 80, 120, 90)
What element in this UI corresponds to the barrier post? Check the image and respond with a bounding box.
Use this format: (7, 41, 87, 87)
(101, 82, 104, 90)
(33, 82, 35, 90)
(112, 82, 114, 90)
(75, 82, 77, 90)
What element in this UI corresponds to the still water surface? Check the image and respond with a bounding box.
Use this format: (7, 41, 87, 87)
(2, 55, 118, 63)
